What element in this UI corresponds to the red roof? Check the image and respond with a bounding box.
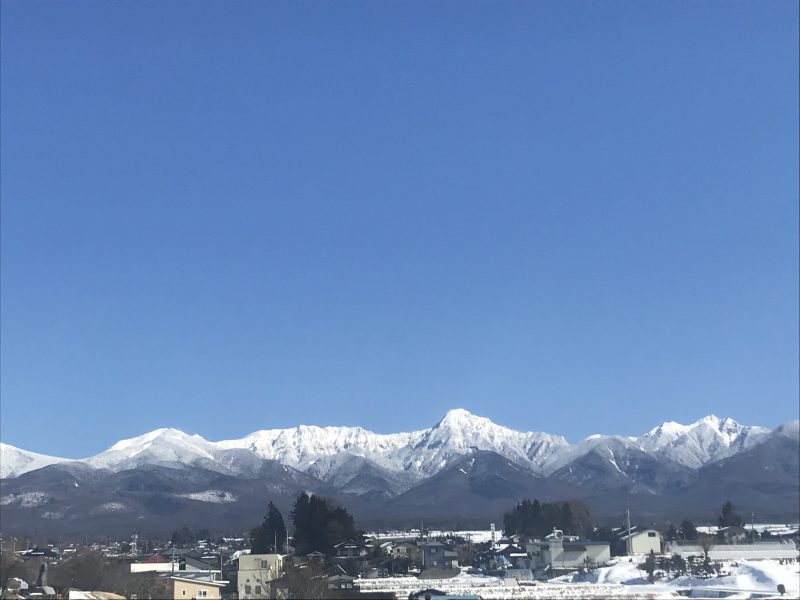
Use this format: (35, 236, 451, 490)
(143, 553, 170, 563)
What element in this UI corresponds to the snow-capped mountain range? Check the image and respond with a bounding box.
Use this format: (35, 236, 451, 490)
(0, 409, 772, 480)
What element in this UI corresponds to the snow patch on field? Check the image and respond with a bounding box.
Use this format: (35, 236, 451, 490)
(358, 559, 799, 599)
(177, 490, 237, 503)
(0, 492, 50, 507)
(91, 502, 131, 514)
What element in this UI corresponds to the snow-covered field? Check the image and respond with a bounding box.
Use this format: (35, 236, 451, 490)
(90, 502, 132, 514)
(367, 529, 496, 544)
(696, 524, 799, 536)
(556, 557, 800, 594)
(176, 489, 238, 503)
(356, 559, 800, 599)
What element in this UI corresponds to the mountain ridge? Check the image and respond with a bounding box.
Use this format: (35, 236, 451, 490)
(1, 414, 796, 536)
(0, 409, 774, 480)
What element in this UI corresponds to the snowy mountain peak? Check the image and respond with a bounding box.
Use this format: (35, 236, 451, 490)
(105, 427, 197, 453)
(86, 428, 218, 471)
(434, 408, 490, 430)
(639, 415, 769, 468)
(645, 421, 689, 439)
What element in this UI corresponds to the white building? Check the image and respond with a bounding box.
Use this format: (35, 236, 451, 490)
(238, 553, 283, 599)
(526, 530, 611, 573)
(620, 529, 662, 555)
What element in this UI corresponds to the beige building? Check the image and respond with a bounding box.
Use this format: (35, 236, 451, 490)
(238, 553, 283, 599)
(622, 529, 663, 555)
(163, 575, 226, 600)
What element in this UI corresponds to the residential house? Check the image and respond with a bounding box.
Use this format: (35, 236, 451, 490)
(409, 590, 480, 600)
(333, 540, 367, 559)
(327, 575, 355, 590)
(237, 553, 283, 600)
(496, 544, 529, 569)
(420, 542, 458, 570)
(715, 526, 749, 544)
(391, 541, 418, 560)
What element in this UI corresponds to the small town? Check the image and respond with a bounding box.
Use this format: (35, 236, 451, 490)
(1, 495, 798, 599)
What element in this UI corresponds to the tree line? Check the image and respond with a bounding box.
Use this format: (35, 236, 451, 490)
(250, 492, 358, 556)
(502, 499, 589, 537)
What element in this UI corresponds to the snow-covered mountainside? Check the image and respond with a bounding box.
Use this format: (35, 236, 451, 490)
(638, 415, 769, 468)
(398, 409, 568, 476)
(0, 443, 69, 478)
(85, 428, 218, 470)
(0, 410, 778, 481)
(216, 424, 425, 474)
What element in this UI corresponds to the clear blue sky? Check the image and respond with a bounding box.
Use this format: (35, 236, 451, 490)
(1, 1, 797, 458)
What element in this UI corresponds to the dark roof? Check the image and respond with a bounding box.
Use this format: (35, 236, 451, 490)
(563, 544, 588, 551)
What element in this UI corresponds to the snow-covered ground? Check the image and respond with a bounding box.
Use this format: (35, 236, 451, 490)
(356, 570, 675, 599)
(696, 524, 799, 536)
(0, 491, 51, 507)
(367, 529, 496, 544)
(553, 558, 800, 598)
(356, 559, 799, 599)
(176, 489, 238, 503)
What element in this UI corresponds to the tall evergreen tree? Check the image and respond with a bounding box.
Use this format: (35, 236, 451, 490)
(717, 500, 743, 528)
(680, 519, 697, 540)
(290, 492, 357, 555)
(251, 500, 287, 553)
(561, 503, 574, 534)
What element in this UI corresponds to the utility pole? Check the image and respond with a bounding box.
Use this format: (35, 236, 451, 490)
(626, 507, 632, 556)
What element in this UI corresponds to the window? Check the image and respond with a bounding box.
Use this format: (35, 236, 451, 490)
(197, 591, 208, 598)
(255, 585, 262, 594)
(261, 560, 268, 568)
(648, 532, 656, 537)
(245, 585, 252, 594)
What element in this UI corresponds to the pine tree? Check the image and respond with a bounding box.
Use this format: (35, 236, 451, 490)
(717, 501, 743, 528)
(251, 500, 287, 553)
(643, 549, 656, 583)
(561, 503, 574, 534)
(290, 492, 357, 555)
(680, 519, 697, 540)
